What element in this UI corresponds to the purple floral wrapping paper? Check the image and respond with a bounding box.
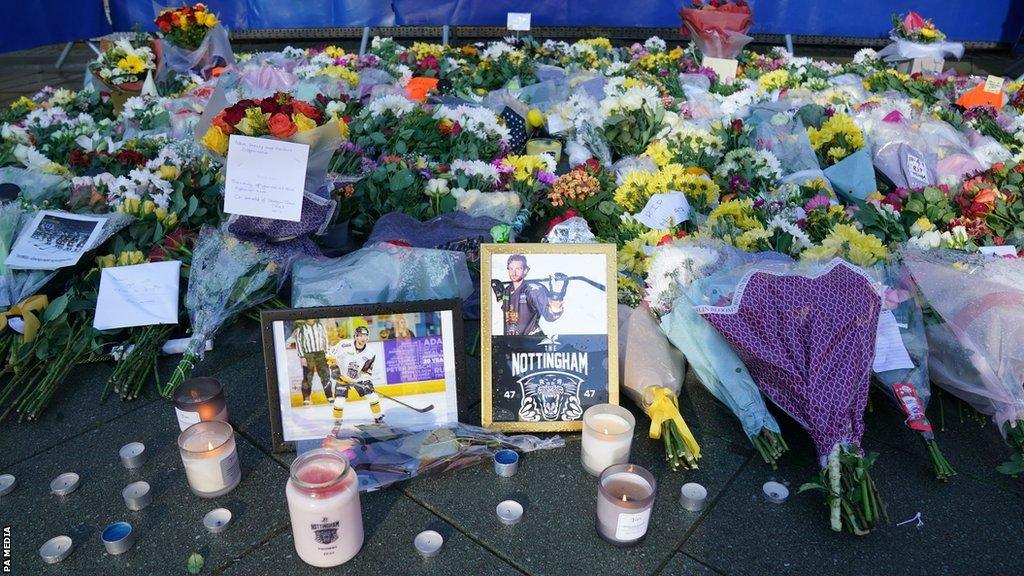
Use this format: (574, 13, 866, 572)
(696, 260, 881, 462)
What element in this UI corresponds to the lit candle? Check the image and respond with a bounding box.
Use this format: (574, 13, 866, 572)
(173, 377, 229, 431)
(177, 421, 241, 498)
(596, 464, 656, 546)
(287, 448, 363, 567)
(581, 404, 635, 476)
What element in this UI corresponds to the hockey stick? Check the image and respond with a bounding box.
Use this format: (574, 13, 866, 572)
(378, 392, 435, 413)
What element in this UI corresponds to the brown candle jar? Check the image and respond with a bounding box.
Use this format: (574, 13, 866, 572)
(173, 377, 228, 431)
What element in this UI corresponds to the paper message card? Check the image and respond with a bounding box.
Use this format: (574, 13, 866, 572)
(224, 135, 309, 222)
(507, 12, 531, 31)
(872, 310, 915, 373)
(94, 260, 181, 330)
(983, 75, 1005, 95)
(703, 56, 738, 83)
(5, 211, 105, 270)
(635, 192, 691, 230)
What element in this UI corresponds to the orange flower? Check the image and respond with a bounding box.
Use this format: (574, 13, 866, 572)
(291, 100, 320, 122)
(212, 114, 234, 135)
(973, 188, 998, 207)
(268, 113, 297, 139)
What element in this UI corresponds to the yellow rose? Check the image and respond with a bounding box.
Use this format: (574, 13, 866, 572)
(527, 109, 545, 129)
(124, 197, 141, 214)
(204, 13, 218, 27)
(154, 207, 168, 221)
(157, 164, 180, 180)
(96, 255, 116, 269)
(920, 27, 937, 39)
(292, 113, 316, 132)
(163, 212, 178, 228)
(200, 126, 229, 155)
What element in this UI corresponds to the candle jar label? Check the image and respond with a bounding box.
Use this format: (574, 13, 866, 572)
(175, 408, 201, 431)
(309, 517, 343, 551)
(220, 451, 241, 486)
(615, 509, 651, 540)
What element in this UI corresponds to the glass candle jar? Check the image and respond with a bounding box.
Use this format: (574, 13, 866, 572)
(173, 377, 229, 431)
(596, 463, 656, 546)
(526, 138, 563, 164)
(177, 421, 241, 498)
(581, 404, 635, 476)
(287, 449, 364, 568)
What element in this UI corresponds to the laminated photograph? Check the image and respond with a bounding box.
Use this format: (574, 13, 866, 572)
(5, 211, 106, 270)
(481, 244, 618, 432)
(261, 299, 464, 451)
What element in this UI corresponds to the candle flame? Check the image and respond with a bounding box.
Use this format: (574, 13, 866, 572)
(603, 428, 608, 434)
(207, 441, 214, 451)
(621, 494, 627, 502)
(190, 389, 200, 401)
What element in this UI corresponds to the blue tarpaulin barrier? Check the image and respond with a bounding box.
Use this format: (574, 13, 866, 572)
(2, 0, 110, 53)
(2, 0, 1021, 53)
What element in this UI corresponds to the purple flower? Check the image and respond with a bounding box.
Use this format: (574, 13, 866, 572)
(753, 198, 766, 208)
(728, 175, 750, 194)
(419, 168, 434, 179)
(537, 171, 556, 185)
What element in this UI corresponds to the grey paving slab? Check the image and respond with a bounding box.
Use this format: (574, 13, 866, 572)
(3, 399, 290, 575)
(402, 423, 752, 576)
(681, 426, 1024, 576)
(220, 490, 524, 576)
(656, 553, 723, 576)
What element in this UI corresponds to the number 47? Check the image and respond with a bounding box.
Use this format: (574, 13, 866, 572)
(503, 391, 516, 399)
(583, 390, 596, 398)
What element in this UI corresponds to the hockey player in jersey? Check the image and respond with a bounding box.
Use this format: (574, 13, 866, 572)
(329, 326, 385, 423)
(499, 254, 564, 336)
(292, 319, 335, 405)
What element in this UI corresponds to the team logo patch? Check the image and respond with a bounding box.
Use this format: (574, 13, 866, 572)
(311, 518, 340, 545)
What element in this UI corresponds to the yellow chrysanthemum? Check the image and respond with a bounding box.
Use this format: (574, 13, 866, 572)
(324, 45, 345, 59)
(801, 224, 887, 267)
(320, 65, 360, 87)
(117, 55, 146, 74)
(734, 227, 772, 252)
(503, 155, 550, 183)
(10, 96, 35, 111)
(757, 69, 790, 92)
(707, 199, 760, 231)
(642, 140, 672, 168)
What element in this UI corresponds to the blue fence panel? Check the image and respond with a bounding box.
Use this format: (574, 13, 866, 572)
(110, 0, 394, 33)
(1, 0, 110, 53)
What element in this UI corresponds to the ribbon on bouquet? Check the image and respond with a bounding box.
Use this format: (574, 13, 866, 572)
(0, 294, 49, 342)
(647, 386, 702, 460)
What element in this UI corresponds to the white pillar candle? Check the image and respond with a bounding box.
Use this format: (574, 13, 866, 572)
(177, 421, 241, 498)
(287, 448, 364, 568)
(581, 404, 635, 476)
(596, 464, 656, 546)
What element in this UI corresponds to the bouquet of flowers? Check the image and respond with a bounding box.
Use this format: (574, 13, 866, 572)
(890, 12, 946, 44)
(598, 84, 666, 158)
(618, 303, 702, 472)
(803, 110, 876, 201)
(155, 3, 234, 79)
(642, 123, 724, 173)
(679, 0, 754, 61)
(648, 239, 790, 466)
(877, 12, 964, 71)
(693, 258, 887, 534)
(545, 159, 622, 240)
(90, 36, 158, 94)
(713, 147, 783, 198)
(161, 227, 289, 396)
(901, 248, 1024, 475)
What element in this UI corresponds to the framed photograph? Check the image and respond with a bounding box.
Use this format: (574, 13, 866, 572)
(480, 244, 618, 432)
(261, 299, 464, 452)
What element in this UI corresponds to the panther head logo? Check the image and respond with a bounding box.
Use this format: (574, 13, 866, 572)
(518, 371, 583, 421)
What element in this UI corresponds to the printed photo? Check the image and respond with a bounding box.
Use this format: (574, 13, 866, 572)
(262, 301, 464, 450)
(481, 244, 618, 432)
(5, 211, 106, 270)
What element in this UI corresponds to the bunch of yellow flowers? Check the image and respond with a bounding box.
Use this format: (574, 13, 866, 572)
(807, 113, 865, 166)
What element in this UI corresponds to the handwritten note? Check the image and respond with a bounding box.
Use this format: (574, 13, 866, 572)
(983, 75, 1005, 95)
(873, 310, 915, 373)
(224, 135, 309, 222)
(703, 56, 738, 83)
(94, 261, 181, 330)
(635, 192, 691, 230)
(507, 12, 531, 31)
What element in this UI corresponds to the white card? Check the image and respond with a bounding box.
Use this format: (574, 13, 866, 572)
(546, 114, 567, 135)
(873, 310, 915, 373)
(703, 56, 738, 83)
(224, 135, 309, 222)
(635, 192, 691, 229)
(507, 12, 531, 31)
(983, 75, 1004, 94)
(94, 261, 181, 330)
(979, 245, 1017, 257)
(5, 211, 106, 270)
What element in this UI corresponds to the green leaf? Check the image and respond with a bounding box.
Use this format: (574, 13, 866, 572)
(42, 294, 69, 323)
(186, 552, 205, 574)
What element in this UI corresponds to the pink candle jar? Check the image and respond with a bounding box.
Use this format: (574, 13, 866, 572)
(286, 449, 364, 567)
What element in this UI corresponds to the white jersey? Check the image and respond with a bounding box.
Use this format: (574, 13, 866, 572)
(331, 340, 376, 381)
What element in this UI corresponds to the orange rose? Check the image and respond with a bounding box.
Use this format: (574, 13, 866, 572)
(212, 114, 234, 135)
(291, 100, 320, 122)
(268, 112, 297, 139)
(974, 188, 998, 207)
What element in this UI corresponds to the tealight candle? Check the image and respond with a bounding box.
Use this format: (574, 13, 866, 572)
(414, 530, 443, 558)
(286, 448, 363, 568)
(50, 472, 80, 497)
(596, 464, 656, 546)
(39, 535, 74, 564)
(679, 483, 707, 512)
(101, 522, 135, 555)
(122, 481, 152, 511)
(203, 508, 233, 533)
(763, 481, 789, 504)
(0, 474, 15, 497)
(496, 500, 524, 526)
(173, 377, 229, 431)
(119, 442, 146, 469)
(581, 404, 635, 476)
(177, 421, 241, 498)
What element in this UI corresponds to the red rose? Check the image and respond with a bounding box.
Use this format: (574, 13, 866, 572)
(221, 105, 245, 126)
(292, 100, 321, 122)
(259, 99, 280, 115)
(158, 21, 171, 32)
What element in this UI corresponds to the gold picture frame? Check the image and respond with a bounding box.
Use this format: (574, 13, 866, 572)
(480, 243, 619, 432)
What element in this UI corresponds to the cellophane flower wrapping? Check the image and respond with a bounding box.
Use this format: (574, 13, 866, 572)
(311, 423, 565, 492)
(746, 104, 819, 176)
(876, 36, 964, 63)
(154, 2, 234, 81)
(679, 2, 754, 60)
(692, 258, 881, 464)
(901, 247, 1024, 434)
(617, 303, 685, 407)
(290, 242, 473, 308)
(860, 109, 939, 190)
(181, 226, 289, 361)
